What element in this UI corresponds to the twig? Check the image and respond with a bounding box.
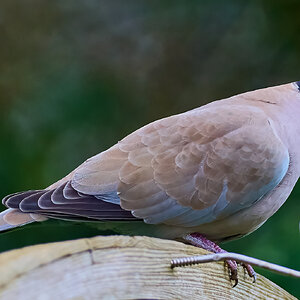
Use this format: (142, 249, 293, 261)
(171, 252, 300, 278)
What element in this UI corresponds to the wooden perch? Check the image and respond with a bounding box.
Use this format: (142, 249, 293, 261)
(0, 235, 296, 300)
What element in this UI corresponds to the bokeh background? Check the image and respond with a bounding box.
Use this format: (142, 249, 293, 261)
(0, 0, 299, 296)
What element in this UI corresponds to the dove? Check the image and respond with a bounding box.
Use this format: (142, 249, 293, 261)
(1, 81, 300, 284)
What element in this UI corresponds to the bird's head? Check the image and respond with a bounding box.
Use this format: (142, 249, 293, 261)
(294, 81, 300, 92)
(237, 81, 300, 106)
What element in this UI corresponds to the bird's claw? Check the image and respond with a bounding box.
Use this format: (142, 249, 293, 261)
(241, 262, 257, 283)
(225, 260, 256, 287)
(232, 278, 238, 288)
(225, 259, 238, 287)
(229, 269, 238, 287)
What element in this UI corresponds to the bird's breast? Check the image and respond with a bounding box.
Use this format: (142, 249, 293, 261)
(187, 164, 298, 242)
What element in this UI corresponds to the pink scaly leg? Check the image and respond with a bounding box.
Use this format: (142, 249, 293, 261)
(183, 233, 256, 287)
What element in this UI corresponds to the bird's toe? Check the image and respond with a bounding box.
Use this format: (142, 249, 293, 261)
(241, 263, 256, 282)
(225, 259, 239, 287)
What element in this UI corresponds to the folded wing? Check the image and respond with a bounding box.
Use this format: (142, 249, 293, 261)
(72, 104, 289, 227)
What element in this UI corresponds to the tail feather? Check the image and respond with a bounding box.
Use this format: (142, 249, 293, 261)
(0, 208, 47, 232)
(0, 181, 138, 231)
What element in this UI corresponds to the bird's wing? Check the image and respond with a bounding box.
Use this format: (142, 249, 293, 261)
(71, 103, 289, 227)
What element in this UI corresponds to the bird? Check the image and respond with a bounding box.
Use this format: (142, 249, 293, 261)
(1, 81, 300, 285)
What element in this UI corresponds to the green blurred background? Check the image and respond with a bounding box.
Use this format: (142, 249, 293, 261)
(0, 0, 299, 296)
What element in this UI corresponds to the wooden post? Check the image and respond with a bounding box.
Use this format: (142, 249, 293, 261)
(0, 235, 296, 299)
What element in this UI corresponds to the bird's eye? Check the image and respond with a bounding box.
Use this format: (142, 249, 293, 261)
(295, 81, 300, 91)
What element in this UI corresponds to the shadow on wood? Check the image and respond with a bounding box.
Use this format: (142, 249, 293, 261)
(0, 235, 296, 299)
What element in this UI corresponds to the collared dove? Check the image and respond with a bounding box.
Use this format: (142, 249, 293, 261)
(1, 81, 300, 283)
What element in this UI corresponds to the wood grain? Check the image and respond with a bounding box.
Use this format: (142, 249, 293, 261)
(0, 235, 296, 299)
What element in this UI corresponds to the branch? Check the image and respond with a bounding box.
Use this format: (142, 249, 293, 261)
(0, 236, 297, 299)
(171, 252, 300, 278)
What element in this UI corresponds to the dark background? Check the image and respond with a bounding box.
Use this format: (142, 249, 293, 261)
(0, 0, 299, 296)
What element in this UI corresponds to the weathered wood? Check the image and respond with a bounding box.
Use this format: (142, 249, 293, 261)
(0, 235, 296, 299)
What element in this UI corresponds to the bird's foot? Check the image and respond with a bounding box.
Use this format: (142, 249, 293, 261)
(183, 232, 256, 287)
(241, 262, 257, 283)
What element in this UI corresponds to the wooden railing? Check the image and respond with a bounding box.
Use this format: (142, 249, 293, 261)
(0, 235, 296, 299)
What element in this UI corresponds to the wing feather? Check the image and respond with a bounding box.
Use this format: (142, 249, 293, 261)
(3, 183, 138, 221)
(71, 104, 289, 227)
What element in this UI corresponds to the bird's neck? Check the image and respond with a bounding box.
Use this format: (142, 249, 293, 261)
(256, 100, 300, 174)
